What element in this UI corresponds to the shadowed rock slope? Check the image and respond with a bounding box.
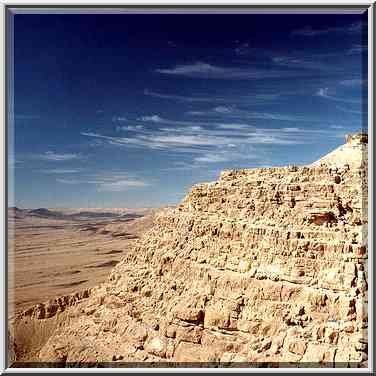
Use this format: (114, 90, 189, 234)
(13, 134, 368, 367)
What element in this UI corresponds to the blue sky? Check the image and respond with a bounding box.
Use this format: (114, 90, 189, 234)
(10, 12, 368, 208)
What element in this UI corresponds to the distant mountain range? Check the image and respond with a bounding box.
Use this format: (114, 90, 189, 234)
(8, 207, 145, 221)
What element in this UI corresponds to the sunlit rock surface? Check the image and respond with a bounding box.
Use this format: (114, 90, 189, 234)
(13, 134, 368, 368)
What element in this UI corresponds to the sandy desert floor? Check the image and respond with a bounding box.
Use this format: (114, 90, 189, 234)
(8, 208, 156, 318)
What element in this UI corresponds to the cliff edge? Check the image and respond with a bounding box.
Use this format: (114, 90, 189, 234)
(12, 135, 368, 367)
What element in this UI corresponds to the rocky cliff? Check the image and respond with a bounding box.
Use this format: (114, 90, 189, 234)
(13, 134, 368, 367)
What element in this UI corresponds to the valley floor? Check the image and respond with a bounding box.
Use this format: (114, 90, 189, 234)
(8, 209, 155, 317)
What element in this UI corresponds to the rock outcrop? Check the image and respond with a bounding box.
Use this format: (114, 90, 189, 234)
(12, 135, 368, 368)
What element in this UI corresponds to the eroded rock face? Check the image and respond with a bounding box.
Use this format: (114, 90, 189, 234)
(15, 138, 368, 367)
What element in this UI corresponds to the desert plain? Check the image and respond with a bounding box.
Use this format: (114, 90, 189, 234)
(8, 207, 157, 317)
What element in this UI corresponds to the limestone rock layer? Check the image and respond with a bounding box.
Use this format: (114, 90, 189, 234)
(17, 136, 368, 367)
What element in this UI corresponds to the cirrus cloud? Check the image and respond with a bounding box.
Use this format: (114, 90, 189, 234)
(56, 170, 150, 192)
(37, 151, 83, 161)
(156, 61, 303, 80)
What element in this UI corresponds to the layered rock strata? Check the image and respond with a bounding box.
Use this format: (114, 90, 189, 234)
(13, 135, 368, 367)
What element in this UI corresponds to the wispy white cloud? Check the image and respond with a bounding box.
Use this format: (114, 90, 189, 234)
(81, 132, 138, 147)
(81, 119, 341, 164)
(112, 116, 128, 122)
(97, 179, 149, 192)
(56, 171, 150, 192)
(271, 56, 329, 71)
(81, 121, 347, 173)
(156, 62, 223, 76)
(193, 149, 258, 164)
(186, 111, 206, 116)
(248, 112, 303, 121)
(161, 161, 200, 171)
(194, 154, 230, 163)
(56, 178, 82, 185)
(41, 168, 82, 174)
(187, 106, 314, 122)
(217, 123, 250, 130)
(144, 89, 225, 103)
(282, 127, 300, 132)
(37, 151, 82, 161)
(156, 61, 302, 80)
(316, 87, 361, 104)
(329, 125, 345, 130)
(151, 134, 219, 147)
(162, 157, 271, 172)
(139, 114, 253, 130)
(140, 115, 205, 129)
(145, 88, 288, 106)
(316, 87, 329, 98)
(212, 106, 235, 114)
(140, 115, 164, 123)
(116, 125, 144, 132)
